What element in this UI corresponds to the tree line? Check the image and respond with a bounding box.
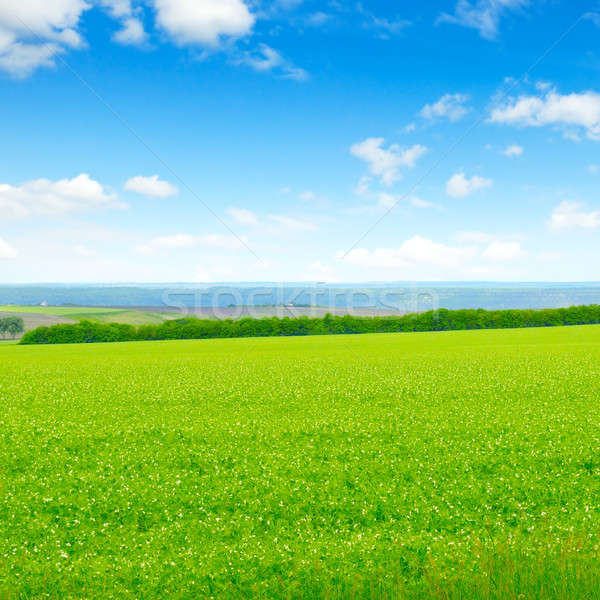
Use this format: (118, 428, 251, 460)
(18, 304, 600, 345)
(0, 316, 25, 339)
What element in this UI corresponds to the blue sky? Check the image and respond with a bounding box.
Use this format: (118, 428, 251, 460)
(0, 0, 599, 282)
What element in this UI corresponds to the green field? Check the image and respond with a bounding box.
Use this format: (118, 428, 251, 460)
(2, 326, 600, 598)
(0, 305, 174, 329)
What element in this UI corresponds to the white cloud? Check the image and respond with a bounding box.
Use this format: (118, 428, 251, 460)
(0, 0, 88, 76)
(503, 144, 523, 157)
(446, 172, 492, 197)
(482, 240, 524, 261)
(237, 43, 307, 81)
(355, 176, 371, 196)
(124, 175, 178, 198)
(0, 174, 124, 218)
(350, 137, 427, 186)
(227, 207, 259, 226)
(549, 201, 600, 231)
(0, 40, 61, 76)
(100, 1, 146, 45)
(113, 17, 146, 45)
(0, 0, 150, 75)
(438, 0, 529, 40)
(454, 232, 525, 262)
(267, 215, 317, 232)
(338, 235, 475, 269)
(135, 232, 247, 255)
(420, 93, 470, 122)
(153, 0, 255, 47)
(0, 236, 17, 259)
(588, 164, 599, 174)
(490, 90, 600, 141)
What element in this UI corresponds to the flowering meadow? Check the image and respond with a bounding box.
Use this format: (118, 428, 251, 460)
(1, 325, 600, 598)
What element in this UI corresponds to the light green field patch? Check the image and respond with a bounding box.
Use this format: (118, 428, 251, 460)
(1, 326, 600, 598)
(0, 305, 174, 325)
(0, 305, 123, 316)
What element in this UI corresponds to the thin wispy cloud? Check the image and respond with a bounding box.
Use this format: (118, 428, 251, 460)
(420, 93, 470, 122)
(438, 0, 529, 40)
(237, 43, 307, 80)
(503, 144, 523, 157)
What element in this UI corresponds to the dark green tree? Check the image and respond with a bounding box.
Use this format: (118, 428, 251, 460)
(2, 316, 25, 339)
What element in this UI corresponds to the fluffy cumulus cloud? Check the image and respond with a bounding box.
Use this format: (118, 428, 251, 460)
(339, 236, 475, 269)
(124, 175, 178, 198)
(152, 0, 255, 47)
(0, 0, 88, 76)
(99, 1, 146, 45)
(0, 173, 125, 218)
(338, 233, 527, 277)
(112, 16, 146, 45)
(446, 172, 492, 197)
(0, 235, 17, 258)
(490, 90, 600, 141)
(420, 93, 470, 122)
(438, 0, 529, 40)
(0, 0, 308, 83)
(236, 43, 307, 81)
(350, 138, 427, 186)
(549, 201, 600, 230)
(0, 0, 256, 76)
(0, 0, 149, 76)
(503, 144, 523, 157)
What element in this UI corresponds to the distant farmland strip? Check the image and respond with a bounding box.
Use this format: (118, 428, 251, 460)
(19, 304, 600, 344)
(0, 306, 175, 331)
(0, 311, 75, 338)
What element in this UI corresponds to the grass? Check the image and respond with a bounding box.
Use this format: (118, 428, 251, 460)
(0, 305, 174, 326)
(1, 325, 600, 598)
